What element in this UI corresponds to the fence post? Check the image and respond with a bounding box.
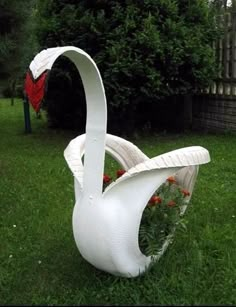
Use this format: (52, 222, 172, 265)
(23, 96, 32, 133)
(184, 95, 192, 130)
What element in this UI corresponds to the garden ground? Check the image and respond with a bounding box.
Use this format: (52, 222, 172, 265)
(0, 99, 236, 305)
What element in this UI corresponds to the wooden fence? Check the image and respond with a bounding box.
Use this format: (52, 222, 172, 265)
(192, 11, 236, 133)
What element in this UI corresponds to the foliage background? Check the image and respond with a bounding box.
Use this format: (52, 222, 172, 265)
(0, 0, 38, 99)
(34, 0, 221, 133)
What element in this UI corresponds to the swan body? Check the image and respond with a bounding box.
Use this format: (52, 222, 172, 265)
(25, 46, 210, 278)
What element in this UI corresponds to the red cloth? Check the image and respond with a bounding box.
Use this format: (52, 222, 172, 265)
(24, 71, 48, 112)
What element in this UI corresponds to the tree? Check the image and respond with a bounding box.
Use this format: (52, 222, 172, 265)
(35, 0, 221, 133)
(0, 0, 38, 102)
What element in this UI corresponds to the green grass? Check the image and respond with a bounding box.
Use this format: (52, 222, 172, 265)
(1, 98, 236, 305)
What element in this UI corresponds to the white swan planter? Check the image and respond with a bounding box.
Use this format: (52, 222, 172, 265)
(26, 46, 210, 278)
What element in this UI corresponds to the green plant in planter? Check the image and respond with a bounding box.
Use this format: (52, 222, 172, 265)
(103, 172, 190, 257)
(139, 176, 190, 256)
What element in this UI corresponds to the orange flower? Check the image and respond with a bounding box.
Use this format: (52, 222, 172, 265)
(167, 200, 176, 207)
(116, 169, 126, 178)
(167, 176, 176, 184)
(148, 195, 162, 206)
(103, 174, 112, 184)
(181, 189, 190, 197)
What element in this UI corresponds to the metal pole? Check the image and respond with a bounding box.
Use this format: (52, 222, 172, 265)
(23, 96, 32, 133)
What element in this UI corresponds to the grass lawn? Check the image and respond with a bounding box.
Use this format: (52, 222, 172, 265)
(0, 98, 236, 305)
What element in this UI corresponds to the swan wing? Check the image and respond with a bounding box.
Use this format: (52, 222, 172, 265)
(103, 145, 210, 210)
(64, 133, 149, 193)
(105, 134, 149, 169)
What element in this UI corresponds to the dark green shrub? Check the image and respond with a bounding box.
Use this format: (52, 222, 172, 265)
(2, 83, 24, 99)
(35, 0, 220, 133)
(2, 86, 12, 98)
(15, 84, 24, 99)
(43, 56, 86, 131)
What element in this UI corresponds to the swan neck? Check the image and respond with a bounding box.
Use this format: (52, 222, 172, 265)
(64, 50, 107, 198)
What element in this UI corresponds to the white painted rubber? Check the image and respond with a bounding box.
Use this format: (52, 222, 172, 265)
(28, 47, 211, 277)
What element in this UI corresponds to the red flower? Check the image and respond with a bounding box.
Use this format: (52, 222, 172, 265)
(181, 189, 190, 197)
(103, 174, 112, 184)
(116, 169, 126, 178)
(167, 176, 176, 184)
(148, 195, 162, 206)
(167, 200, 176, 207)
